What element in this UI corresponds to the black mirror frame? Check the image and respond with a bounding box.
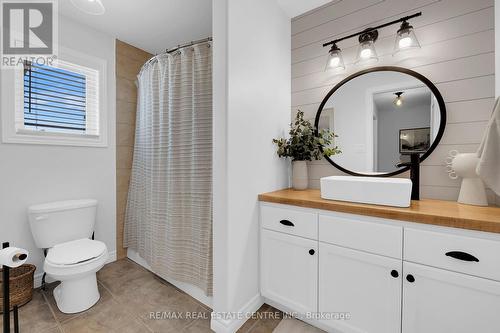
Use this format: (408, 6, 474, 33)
(314, 66, 447, 177)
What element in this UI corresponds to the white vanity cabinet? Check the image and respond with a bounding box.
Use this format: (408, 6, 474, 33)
(261, 229, 318, 314)
(319, 243, 402, 333)
(402, 262, 500, 333)
(259, 202, 500, 333)
(260, 205, 318, 315)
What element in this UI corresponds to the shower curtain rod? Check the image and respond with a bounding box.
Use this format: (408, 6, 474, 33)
(165, 37, 213, 54)
(140, 37, 213, 74)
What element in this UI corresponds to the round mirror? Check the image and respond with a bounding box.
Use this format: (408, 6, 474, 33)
(315, 66, 446, 177)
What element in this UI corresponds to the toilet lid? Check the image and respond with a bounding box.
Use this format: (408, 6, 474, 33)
(46, 238, 106, 265)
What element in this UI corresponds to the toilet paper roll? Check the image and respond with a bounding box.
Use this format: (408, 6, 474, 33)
(0, 247, 28, 268)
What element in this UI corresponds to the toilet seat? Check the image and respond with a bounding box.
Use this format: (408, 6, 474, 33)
(44, 238, 108, 280)
(46, 238, 106, 266)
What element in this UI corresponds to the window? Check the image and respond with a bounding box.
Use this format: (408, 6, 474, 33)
(23, 62, 88, 133)
(1, 48, 107, 147)
(20, 60, 99, 137)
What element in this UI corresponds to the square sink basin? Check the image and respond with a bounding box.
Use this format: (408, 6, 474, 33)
(320, 176, 412, 208)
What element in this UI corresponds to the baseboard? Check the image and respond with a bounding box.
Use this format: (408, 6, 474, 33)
(33, 250, 117, 289)
(210, 293, 264, 333)
(263, 298, 333, 333)
(34, 272, 44, 289)
(106, 250, 117, 264)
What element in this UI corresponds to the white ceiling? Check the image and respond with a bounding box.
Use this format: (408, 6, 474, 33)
(59, 0, 212, 54)
(59, 0, 333, 54)
(276, 0, 333, 18)
(374, 86, 431, 111)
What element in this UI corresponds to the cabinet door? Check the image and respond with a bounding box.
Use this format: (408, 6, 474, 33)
(319, 243, 402, 333)
(403, 262, 500, 333)
(261, 229, 317, 314)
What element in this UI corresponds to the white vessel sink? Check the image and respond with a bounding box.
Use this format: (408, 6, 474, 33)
(320, 176, 412, 208)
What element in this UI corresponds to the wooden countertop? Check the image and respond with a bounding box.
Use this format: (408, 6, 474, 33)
(258, 189, 500, 234)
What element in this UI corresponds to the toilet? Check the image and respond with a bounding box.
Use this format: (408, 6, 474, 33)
(28, 199, 108, 314)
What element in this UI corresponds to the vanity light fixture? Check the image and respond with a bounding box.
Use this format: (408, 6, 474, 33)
(394, 92, 404, 107)
(355, 30, 379, 63)
(70, 0, 105, 15)
(325, 43, 345, 71)
(323, 12, 422, 71)
(394, 21, 421, 53)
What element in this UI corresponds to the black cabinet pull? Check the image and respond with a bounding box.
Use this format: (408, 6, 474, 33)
(309, 249, 315, 255)
(406, 274, 415, 283)
(279, 219, 295, 227)
(390, 270, 399, 278)
(445, 251, 479, 262)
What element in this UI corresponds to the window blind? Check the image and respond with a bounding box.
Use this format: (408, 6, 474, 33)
(21, 60, 100, 135)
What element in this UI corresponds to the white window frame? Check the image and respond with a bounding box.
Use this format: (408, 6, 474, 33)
(1, 47, 108, 147)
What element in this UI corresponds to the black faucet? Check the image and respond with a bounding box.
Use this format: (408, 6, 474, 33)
(396, 153, 420, 201)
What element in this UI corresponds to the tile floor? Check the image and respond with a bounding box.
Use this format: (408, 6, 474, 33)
(0, 259, 300, 333)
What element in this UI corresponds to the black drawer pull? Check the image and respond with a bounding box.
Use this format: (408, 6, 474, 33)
(390, 270, 399, 278)
(309, 249, 315, 255)
(279, 219, 295, 227)
(445, 251, 479, 262)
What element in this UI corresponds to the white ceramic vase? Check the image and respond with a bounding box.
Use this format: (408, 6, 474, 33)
(452, 153, 488, 206)
(292, 160, 308, 190)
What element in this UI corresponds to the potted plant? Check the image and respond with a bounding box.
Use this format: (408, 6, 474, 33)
(273, 110, 340, 190)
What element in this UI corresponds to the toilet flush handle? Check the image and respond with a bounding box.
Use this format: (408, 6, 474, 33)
(35, 215, 48, 221)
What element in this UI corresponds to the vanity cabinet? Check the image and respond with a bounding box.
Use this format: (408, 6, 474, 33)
(402, 262, 500, 333)
(259, 202, 500, 333)
(319, 243, 402, 333)
(261, 229, 318, 314)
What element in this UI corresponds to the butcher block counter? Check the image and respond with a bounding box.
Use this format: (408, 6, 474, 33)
(258, 188, 500, 234)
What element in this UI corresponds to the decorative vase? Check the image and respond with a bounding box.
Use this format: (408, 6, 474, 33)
(292, 160, 308, 190)
(452, 153, 488, 206)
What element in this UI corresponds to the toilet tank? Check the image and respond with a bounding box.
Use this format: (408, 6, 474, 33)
(28, 199, 97, 249)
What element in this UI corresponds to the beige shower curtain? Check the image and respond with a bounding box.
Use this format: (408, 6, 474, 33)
(124, 42, 212, 295)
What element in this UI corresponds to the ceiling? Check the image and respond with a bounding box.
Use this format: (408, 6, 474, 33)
(59, 0, 333, 54)
(277, 0, 333, 18)
(374, 86, 431, 111)
(59, 0, 212, 54)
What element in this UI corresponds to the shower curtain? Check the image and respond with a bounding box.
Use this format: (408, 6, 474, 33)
(124, 42, 213, 295)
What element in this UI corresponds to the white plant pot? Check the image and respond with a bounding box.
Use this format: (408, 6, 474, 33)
(292, 160, 308, 190)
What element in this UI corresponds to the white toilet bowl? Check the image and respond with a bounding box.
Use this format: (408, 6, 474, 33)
(28, 199, 107, 314)
(43, 238, 108, 313)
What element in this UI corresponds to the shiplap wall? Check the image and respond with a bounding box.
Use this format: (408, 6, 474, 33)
(291, 0, 499, 204)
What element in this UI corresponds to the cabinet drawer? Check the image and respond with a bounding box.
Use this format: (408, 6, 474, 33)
(261, 205, 317, 240)
(404, 228, 500, 281)
(319, 213, 403, 259)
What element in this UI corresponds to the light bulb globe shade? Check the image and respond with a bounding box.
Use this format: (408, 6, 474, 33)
(399, 36, 413, 48)
(355, 40, 378, 64)
(393, 92, 404, 107)
(325, 45, 345, 71)
(394, 22, 420, 54)
(70, 0, 105, 15)
(360, 48, 372, 59)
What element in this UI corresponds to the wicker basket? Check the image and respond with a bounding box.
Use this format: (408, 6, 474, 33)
(0, 264, 36, 313)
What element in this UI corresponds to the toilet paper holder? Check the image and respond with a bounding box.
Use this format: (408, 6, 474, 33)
(2, 242, 28, 333)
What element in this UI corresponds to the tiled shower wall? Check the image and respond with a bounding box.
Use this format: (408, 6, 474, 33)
(291, 0, 499, 204)
(116, 40, 152, 259)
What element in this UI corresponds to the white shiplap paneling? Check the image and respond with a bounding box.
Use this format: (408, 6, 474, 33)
(291, 0, 496, 203)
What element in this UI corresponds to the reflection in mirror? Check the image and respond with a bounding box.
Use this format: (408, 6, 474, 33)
(317, 70, 442, 175)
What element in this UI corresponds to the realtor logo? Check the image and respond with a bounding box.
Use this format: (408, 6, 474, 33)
(1, 0, 57, 68)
